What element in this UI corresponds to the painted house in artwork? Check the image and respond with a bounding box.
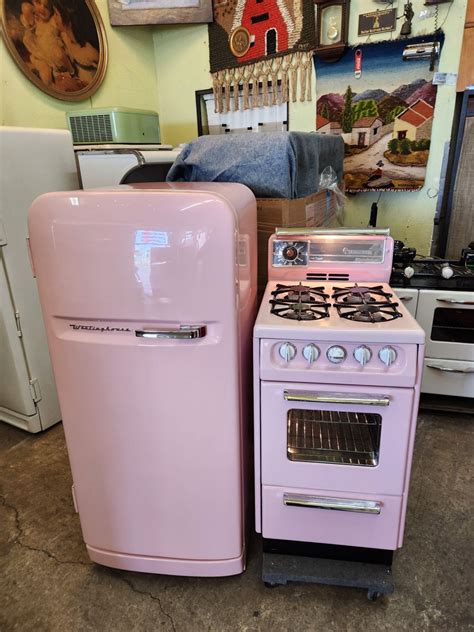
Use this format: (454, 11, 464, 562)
(393, 99, 434, 142)
(316, 114, 342, 135)
(233, 0, 300, 63)
(346, 116, 383, 147)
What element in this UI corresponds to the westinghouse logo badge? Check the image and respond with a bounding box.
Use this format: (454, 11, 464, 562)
(69, 324, 131, 332)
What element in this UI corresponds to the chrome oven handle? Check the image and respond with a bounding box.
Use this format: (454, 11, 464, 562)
(283, 494, 381, 515)
(436, 299, 474, 305)
(426, 363, 474, 374)
(135, 325, 206, 339)
(284, 390, 390, 406)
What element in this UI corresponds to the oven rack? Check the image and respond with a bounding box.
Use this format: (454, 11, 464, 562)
(287, 410, 380, 467)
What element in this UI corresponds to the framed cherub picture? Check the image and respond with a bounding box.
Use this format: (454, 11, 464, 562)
(1, 0, 107, 101)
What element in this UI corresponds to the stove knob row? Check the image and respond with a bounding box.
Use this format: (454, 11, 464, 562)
(353, 345, 372, 367)
(303, 344, 320, 364)
(379, 346, 397, 367)
(279, 342, 297, 362)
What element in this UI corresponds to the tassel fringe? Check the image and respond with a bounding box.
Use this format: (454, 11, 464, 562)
(211, 51, 313, 113)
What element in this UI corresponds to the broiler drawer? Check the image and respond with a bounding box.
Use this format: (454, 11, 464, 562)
(262, 486, 404, 550)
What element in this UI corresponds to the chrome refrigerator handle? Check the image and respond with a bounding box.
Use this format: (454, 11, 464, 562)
(284, 390, 390, 406)
(135, 325, 207, 339)
(283, 494, 382, 515)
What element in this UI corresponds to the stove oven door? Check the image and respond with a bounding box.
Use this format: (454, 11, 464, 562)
(416, 289, 474, 396)
(260, 381, 416, 496)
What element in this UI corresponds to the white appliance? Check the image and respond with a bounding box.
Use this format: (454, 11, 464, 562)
(0, 127, 78, 432)
(75, 146, 181, 189)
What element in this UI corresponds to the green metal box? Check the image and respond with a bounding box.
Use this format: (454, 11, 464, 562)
(66, 107, 160, 144)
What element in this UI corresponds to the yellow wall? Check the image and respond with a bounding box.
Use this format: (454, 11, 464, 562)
(0, 0, 159, 129)
(153, 0, 467, 254)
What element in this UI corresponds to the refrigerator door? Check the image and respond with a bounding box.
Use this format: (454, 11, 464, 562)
(29, 186, 247, 575)
(0, 255, 36, 416)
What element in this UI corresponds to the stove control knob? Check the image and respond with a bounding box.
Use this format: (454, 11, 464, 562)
(303, 344, 320, 364)
(379, 346, 397, 367)
(441, 264, 454, 279)
(279, 342, 297, 363)
(404, 266, 415, 279)
(354, 345, 372, 367)
(327, 345, 347, 364)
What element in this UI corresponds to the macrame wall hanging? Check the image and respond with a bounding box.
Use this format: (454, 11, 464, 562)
(208, 0, 316, 113)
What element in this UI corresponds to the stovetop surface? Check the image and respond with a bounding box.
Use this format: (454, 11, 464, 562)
(255, 282, 425, 343)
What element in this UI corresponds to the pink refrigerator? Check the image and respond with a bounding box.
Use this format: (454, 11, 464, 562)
(28, 182, 257, 576)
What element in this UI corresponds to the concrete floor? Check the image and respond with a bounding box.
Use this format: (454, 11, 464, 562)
(0, 411, 473, 632)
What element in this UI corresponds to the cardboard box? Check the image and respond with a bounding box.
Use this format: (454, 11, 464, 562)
(256, 188, 341, 298)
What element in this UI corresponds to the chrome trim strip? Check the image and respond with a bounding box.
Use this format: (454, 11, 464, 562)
(135, 325, 206, 339)
(436, 299, 474, 305)
(274, 228, 390, 236)
(284, 390, 390, 406)
(426, 364, 474, 374)
(283, 493, 381, 514)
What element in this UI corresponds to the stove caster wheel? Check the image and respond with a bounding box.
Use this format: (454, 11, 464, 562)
(367, 590, 382, 601)
(264, 582, 279, 589)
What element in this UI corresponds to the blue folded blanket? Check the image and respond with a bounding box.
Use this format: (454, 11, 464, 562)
(166, 132, 344, 199)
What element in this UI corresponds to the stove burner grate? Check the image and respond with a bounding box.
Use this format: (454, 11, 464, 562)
(332, 283, 402, 323)
(270, 283, 330, 321)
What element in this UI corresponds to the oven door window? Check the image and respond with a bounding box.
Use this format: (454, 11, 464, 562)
(287, 409, 382, 466)
(431, 307, 474, 344)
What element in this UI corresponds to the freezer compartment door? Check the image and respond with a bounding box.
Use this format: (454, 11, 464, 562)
(52, 320, 244, 562)
(0, 256, 36, 416)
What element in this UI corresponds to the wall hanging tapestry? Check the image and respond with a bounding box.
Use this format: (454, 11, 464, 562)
(314, 35, 444, 192)
(208, 0, 316, 113)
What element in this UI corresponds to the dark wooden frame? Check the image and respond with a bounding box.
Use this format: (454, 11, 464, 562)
(314, 0, 350, 62)
(1, 0, 107, 102)
(107, 0, 212, 25)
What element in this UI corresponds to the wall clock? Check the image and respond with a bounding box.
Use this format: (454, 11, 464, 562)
(314, 0, 351, 62)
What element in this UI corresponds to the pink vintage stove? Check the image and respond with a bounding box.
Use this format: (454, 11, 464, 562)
(253, 228, 425, 596)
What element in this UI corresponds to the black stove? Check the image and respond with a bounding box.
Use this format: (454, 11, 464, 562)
(390, 241, 474, 290)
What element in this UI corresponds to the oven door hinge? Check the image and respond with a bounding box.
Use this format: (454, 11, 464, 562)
(29, 378, 42, 403)
(15, 311, 23, 337)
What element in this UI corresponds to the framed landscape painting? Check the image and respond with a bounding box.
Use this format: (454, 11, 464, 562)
(107, 0, 213, 25)
(1, 0, 107, 101)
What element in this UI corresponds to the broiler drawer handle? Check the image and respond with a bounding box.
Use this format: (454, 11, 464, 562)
(135, 325, 206, 339)
(436, 299, 474, 305)
(426, 364, 474, 374)
(283, 494, 381, 514)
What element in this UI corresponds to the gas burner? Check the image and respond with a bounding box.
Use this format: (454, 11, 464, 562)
(332, 284, 402, 323)
(332, 284, 392, 304)
(272, 283, 329, 304)
(270, 283, 330, 321)
(339, 304, 403, 323)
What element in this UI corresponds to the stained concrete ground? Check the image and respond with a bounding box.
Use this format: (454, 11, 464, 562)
(1, 411, 473, 632)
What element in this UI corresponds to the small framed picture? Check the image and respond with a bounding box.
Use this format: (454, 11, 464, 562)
(1, 0, 107, 102)
(107, 0, 213, 26)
